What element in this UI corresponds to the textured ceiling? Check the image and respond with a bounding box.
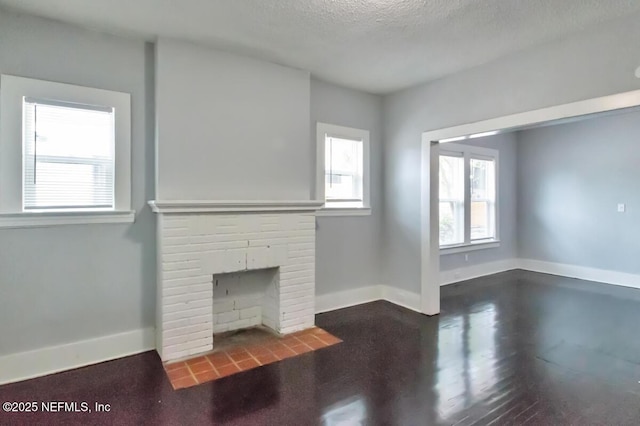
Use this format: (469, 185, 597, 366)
(1, 0, 639, 94)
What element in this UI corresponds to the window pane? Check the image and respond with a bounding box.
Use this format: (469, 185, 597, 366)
(325, 136, 363, 201)
(470, 158, 496, 240)
(23, 99, 115, 210)
(439, 155, 464, 245)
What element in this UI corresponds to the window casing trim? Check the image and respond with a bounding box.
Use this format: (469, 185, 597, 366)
(438, 143, 499, 250)
(316, 122, 370, 215)
(0, 210, 135, 229)
(0, 75, 131, 223)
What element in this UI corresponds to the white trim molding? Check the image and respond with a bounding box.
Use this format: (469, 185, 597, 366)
(316, 207, 372, 217)
(440, 259, 519, 286)
(0, 328, 155, 385)
(518, 259, 640, 290)
(380, 285, 422, 312)
(441, 241, 500, 255)
(316, 286, 383, 313)
(438, 258, 640, 290)
(316, 122, 371, 216)
(148, 200, 325, 214)
(0, 210, 135, 229)
(0, 74, 132, 214)
(315, 259, 640, 324)
(423, 90, 640, 144)
(315, 285, 421, 314)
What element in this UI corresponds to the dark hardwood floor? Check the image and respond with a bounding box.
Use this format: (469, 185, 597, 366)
(2, 270, 640, 425)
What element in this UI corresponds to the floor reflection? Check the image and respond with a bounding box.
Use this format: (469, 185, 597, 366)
(321, 396, 367, 426)
(436, 302, 498, 420)
(3, 271, 640, 424)
(210, 366, 281, 423)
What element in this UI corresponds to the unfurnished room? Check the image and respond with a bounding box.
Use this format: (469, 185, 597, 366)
(1, 1, 640, 425)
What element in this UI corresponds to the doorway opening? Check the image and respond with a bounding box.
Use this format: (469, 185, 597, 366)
(420, 90, 640, 315)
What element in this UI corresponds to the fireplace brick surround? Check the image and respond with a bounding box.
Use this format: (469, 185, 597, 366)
(150, 201, 322, 362)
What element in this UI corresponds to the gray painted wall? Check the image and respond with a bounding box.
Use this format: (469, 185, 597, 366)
(0, 11, 384, 359)
(155, 38, 311, 201)
(2, 2, 639, 364)
(310, 78, 384, 295)
(383, 11, 640, 294)
(517, 109, 640, 274)
(440, 133, 518, 271)
(0, 10, 155, 356)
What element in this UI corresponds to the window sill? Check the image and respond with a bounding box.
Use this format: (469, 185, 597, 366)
(0, 210, 136, 229)
(316, 207, 372, 217)
(440, 240, 500, 255)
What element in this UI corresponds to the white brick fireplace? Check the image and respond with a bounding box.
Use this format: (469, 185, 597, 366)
(149, 200, 324, 362)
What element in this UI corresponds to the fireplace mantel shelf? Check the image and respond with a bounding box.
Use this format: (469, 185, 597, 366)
(148, 200, 325, 214)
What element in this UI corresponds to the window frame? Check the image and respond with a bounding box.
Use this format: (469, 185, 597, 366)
(0, 74, 134, 228)
(438, 152, 465, 246)
(316, 122, 371, 216)
(438, 143, 500, 253)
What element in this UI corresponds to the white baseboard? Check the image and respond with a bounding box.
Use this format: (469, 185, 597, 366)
(440, 259, 519, 286)
(315, 285, 383, 314)
(315, 258, 640, 319)
(0, 327, 155, 386)
(5, 260, 633, 386)
(380, 285, 421, 312)
(316, 285, 421, 314)
(518, 258, 640, 290)
(439, 257, 640, 290)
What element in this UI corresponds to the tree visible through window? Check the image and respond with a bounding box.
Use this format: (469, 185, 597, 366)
(439, 143, 498, 247)
(439, 155, 464, 245)
(470, 158, 496, 240)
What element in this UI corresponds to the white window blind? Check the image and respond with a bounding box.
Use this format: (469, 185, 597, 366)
(324, 136, 363, 204)
(23, 97, 115, 211)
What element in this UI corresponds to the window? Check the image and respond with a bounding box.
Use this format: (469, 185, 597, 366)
(23, 98, 115, 210)
(0, 75, 133, 227)
(439, 154, 464, 246)
(470, 157, 496, 240)
(439, 143, 498, 250)
(316, 123, 370, 215)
